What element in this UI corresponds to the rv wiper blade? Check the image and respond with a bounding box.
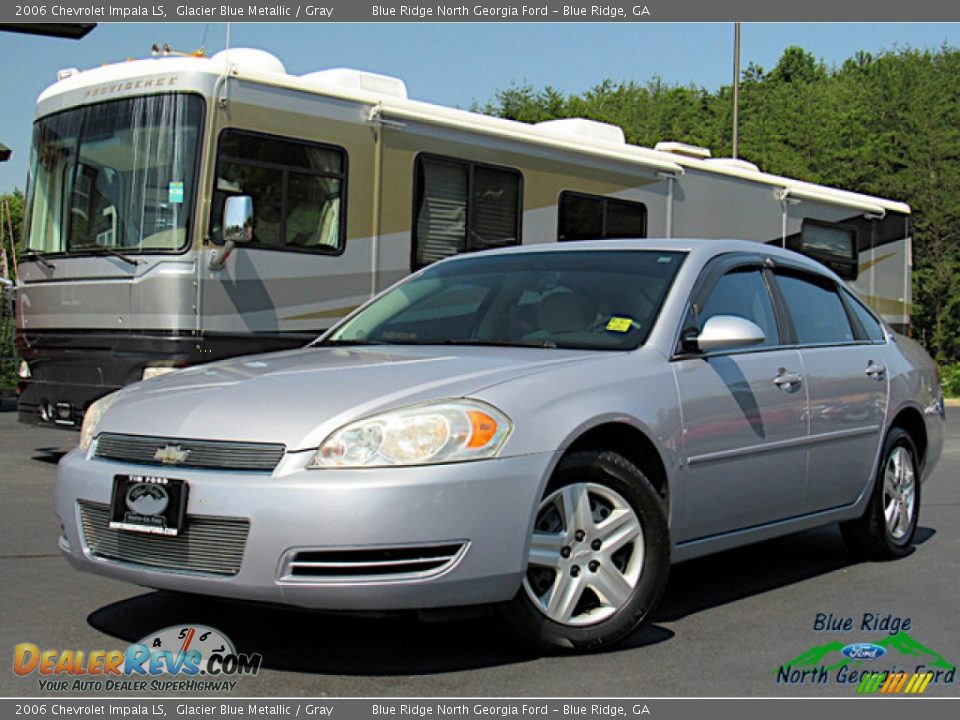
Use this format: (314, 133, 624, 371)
(71, 246, 141, 266)
(20, 251, 56, 270)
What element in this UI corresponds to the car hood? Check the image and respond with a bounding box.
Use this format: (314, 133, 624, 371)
(96, 345, 602, 451)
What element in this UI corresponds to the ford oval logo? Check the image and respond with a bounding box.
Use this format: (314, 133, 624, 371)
(842, 643, 887, 660)
(126, 483, 169, 516)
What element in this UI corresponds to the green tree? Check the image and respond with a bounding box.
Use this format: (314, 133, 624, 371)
(480, 45, 960, 366)
(1, 189, 24, 258)
(1, 190, 24, 389)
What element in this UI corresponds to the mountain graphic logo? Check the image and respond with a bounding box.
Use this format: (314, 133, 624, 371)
(776, 631, 955, 674)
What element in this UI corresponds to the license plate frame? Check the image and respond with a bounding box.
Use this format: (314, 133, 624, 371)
(108, 475, 188, 536)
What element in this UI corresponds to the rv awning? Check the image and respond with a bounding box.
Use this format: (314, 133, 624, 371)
(0, 23, 96, 40)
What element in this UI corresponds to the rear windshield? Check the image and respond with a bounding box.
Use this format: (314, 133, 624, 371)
(325, 250, 686, 351)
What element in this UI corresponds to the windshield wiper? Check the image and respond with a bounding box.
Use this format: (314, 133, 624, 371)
(20, 251, 56, 270)
(415, 338, 558, 349)
(311, 338, 394, 347)
(70, 246, 141, 266)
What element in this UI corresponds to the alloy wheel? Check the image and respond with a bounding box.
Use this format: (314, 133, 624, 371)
(523, 482, 644, 626)
(883, 445, 917, 541)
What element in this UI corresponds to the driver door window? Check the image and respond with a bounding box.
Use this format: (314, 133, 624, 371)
(694, 267, 780, 349)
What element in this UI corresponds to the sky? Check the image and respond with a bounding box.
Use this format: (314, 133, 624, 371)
(2, 21, 960, 193)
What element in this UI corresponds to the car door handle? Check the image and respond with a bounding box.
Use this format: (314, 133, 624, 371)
(774, 370, 803, 388)
(865, 362, 887, 378)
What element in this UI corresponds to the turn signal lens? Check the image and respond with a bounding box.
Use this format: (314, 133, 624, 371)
(466, 410, 499, 449)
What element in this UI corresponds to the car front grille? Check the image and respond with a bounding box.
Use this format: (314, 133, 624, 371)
(94, 433, 285, 472)
(280, 543, 468, 582)
(78, 501, 249, 576)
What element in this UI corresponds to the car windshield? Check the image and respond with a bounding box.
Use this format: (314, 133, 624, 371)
(22, 93, 203, 255)
(324, 250, 686, 351)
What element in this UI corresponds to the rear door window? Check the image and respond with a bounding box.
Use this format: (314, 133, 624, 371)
(774, 271, 855, 345)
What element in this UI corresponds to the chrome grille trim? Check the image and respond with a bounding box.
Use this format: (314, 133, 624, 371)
(279, 542, 468, 583)
(78, 501, 249, 576)
(94, 433, 285, 472)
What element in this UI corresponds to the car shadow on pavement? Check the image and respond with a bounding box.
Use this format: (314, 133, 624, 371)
(87, 522, 933, 675)
(87, 591, 675, 675)
(31, 447, 69, 465)
(655, 523, 936, 623)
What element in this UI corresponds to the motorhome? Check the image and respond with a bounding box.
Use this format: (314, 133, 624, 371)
(14, 48, 911, 427)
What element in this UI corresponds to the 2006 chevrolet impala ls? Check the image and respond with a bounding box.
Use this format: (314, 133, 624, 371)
(55, 239, 945, 650)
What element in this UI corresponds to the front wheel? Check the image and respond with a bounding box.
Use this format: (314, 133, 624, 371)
(841, 427, 921, 560)
(500, 449, 670, 652)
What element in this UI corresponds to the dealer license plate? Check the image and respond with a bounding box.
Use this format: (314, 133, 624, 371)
(108, 475, 188, 536)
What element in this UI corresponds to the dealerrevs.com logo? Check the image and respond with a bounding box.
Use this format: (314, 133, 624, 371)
(774, 613, 956, 694)
(13, 625, 262, 692)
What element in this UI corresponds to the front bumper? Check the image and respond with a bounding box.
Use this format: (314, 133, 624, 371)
(55, 447, 557, 611)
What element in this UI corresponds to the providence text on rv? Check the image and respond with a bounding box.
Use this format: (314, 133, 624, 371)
(14, 48, 911, 428)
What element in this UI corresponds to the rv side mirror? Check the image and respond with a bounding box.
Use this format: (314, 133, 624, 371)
(211, 196, 254, 271)
(223, 195, 254, 245)
(687, 315, 766, 353)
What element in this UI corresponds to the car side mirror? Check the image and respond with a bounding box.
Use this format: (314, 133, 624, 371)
(211, 195, 254, 270)
(683, 315, 766, 353)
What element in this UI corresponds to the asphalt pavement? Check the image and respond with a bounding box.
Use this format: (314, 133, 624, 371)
(1, 403, 957, 697)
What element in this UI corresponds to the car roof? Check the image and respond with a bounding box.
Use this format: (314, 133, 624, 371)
(442, 238, 837, 280)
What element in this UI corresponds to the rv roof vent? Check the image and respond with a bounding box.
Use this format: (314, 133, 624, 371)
(705, 157, 761, 173)
(57, 68, 80, 81)
(654, 141, 712, 160)
(534, 118, 626, 146)
(209, 48, 286, 75)
(301, 68, 408, 99)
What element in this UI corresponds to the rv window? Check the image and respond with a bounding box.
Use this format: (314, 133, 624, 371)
(558, 192, 647, 242)
(413, 156, 522, 268)
(791, 221, 857, 280)
(23, 93, 203, 255)
(211, 130, 346, 254)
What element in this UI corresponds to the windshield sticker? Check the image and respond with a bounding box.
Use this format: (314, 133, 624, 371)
(606, 317, 635, 333)
(168, 182, 184, 204)
(658, 256, 673, 263)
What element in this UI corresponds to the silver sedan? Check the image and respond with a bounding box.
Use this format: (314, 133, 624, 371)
(55, 239, 945, 650)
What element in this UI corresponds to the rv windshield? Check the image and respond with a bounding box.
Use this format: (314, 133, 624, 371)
(22, 93, 203, 255)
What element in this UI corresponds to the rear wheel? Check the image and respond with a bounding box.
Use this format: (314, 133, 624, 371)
(841, 427, 921, 560)
(501, 449, 670, 651)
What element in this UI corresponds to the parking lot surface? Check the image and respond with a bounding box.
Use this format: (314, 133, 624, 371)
(1, 402, 957, 697)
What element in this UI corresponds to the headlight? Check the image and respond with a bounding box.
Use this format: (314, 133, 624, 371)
(311, 400, 512, 468)
(79, 391, 120, 451)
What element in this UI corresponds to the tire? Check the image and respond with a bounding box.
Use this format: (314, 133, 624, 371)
(500, 448, 670, 652)
(840, 427, 921, 560)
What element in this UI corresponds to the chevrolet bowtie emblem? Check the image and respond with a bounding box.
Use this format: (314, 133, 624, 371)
(153, 445, 190, 464)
